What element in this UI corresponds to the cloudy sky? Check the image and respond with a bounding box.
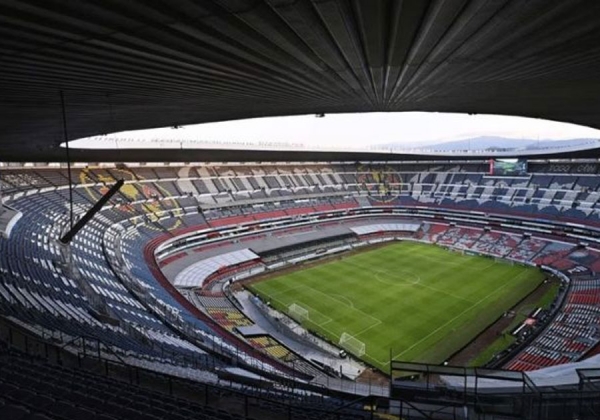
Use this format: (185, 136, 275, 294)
(72, 112, 600, 150)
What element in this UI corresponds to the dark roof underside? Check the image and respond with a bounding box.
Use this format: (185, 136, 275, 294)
(2, 0, 600, 162)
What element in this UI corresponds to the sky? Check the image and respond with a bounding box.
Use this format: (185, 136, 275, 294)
(70, 112, 600, 151)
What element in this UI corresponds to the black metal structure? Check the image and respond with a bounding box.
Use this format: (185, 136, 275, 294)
(2, 1, 600, 162)
(59, 179, 124, 244)
(390, 361, 600, 419)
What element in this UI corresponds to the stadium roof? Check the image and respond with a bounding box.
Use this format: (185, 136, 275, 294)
(3, 0, 600, 162)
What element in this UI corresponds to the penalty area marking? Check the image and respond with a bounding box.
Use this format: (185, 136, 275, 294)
(329, 293, 355, 308)
(261, 293, 333, 326)
(299, 284, 382, 328)
(294, 301, 334, 327)
(353, 318, 382, 338)
(370, 262, 533, 366)
(267, 283, 304, 298)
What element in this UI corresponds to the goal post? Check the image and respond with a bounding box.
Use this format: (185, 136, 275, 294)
(496, 256, 514, 265)
(288, 303, 309, 323)
(339, 332, 366, 357)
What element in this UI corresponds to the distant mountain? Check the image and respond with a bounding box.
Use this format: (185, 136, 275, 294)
(380, 136, 600, 151)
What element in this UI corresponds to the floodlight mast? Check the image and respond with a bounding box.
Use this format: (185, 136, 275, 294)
(60, 90, 74, 230)
(59, 179, 124, 244)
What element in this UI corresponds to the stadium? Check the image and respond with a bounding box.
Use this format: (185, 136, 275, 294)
(2, 2, 600, 420)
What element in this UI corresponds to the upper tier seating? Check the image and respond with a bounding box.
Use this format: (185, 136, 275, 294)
(2, 160, 600, 399)
(507, 277, 600, 371)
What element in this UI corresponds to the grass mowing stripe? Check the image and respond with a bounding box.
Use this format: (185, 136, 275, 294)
(392, 268, 530, 361)
(345, 259, 479, 303)
(249, 241, 545, 372)
(469, 282, 561, 367)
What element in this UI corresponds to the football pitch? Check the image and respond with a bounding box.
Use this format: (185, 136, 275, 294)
(248, 241, 546, 372)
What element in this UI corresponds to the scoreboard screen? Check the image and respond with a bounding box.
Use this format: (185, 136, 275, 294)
(489, 158, 528, 176)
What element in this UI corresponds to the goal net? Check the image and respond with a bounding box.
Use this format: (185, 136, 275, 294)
(288, 303, 309, 323)
(339, 332, 366, 357)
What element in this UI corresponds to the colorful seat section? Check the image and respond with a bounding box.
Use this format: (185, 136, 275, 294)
(2, 161, 600, 388)
(506, 277, 600, 371)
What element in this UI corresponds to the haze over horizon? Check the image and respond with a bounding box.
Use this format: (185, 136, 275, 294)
(70, 112, 600, 150)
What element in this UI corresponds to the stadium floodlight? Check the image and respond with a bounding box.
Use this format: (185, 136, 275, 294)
(339, 332, 366, 357)
(288, 303, 309, 323)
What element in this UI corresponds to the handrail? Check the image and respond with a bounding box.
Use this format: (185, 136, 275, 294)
(0, 318, 381, 418)
(60, 334, 129, 366)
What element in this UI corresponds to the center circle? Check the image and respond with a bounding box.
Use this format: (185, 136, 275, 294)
(374, 269, 420, 286)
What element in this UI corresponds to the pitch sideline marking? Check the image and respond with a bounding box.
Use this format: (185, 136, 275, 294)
(390, 268, 532, 362)
(479, 260, 499, 271)
(397, 248, 468, 267)
(353, 319, 382, 338)
(258, 244, 535, 368)
(262, 293, 333, 326)
(270, 283, 384, 357)
(300, 284, 382, 327)
(267, 283, 304, 298)
(371, 266, 534, 366)
(295, 285, 386, 361)
(366, 353, 391, 365)
(329, 293, 355, 308)
(290, 301, 333, 326)
(413, 282, 476, 304)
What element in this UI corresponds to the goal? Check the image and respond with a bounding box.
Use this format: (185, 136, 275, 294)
(339, 332, 366, 357)
(288, 303, 309, 323)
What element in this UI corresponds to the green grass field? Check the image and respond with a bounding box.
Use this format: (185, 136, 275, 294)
(248, 241, 546, 372)
(468, 282, 560, 367)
